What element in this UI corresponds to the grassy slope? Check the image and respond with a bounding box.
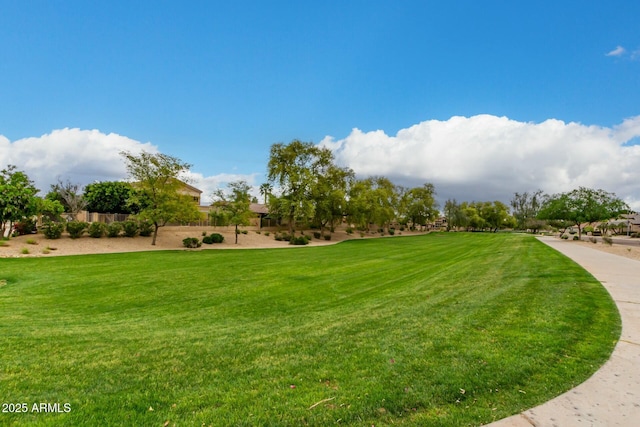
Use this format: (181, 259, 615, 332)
(0, 233, 620, 426)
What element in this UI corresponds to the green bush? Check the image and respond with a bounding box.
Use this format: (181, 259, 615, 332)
(313, 231, 321, 239)
(323, 234, 331, 241)
(572, 235, 580, 241)
(290, 235, 310, 245)
(88, 222, 107, 238)
(264, 232, 270, 236)
(561, 234, 569, 240)
(122, 220, 139, 238)
(42, 221, 65, 239)
(107, 222, 123, 238)
(66, 221, 88, 239)
(584, 226, 594, 233)
(388, 229, 395, 235)
(210, 233, 224, 243)
(138, 220, 153, 237)
(182, 237, 201, 248)
(202, 235, 213, 244)
(14, 219, 37, 235)
(346, 227, 354, 235)
(241, 230, 248, 235)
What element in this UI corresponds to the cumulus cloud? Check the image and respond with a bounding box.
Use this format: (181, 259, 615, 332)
(0, 128, 157, 194)
(606, 45, 626, 57)
(320, 115, 640, 210)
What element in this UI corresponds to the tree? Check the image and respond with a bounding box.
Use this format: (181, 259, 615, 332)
(310, 165, 354, 237)
(212, 180, 253, 244)
(538, 187, 629, 239)
(83, 181, 136, 214)
(400, 183, 439, 230)
(267, 140, 334, 234)
(121, 151, 202, 245)
(478, 201, 513, 232)
(510, 190, 544, 231)
(0, 165, 39, 238)
(50, 179, 88, 220)
(444, 199, 468, 231)
(259, 183, 272, 205)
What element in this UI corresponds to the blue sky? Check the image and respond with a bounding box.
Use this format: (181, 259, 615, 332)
(1, 1, 640, 207)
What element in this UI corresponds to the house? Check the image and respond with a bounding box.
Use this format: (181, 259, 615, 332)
(176, 180, 203, 205)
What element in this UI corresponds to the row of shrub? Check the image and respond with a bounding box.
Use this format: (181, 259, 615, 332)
(40, 220, 153, 239)
(183, 233, 225, 248)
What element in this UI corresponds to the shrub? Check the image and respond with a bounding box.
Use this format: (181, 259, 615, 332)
(210, 233, 224, 243)
(388, 229, 395, 236)
(88, 222, 106, 238)
(202, 231, 207, 236)
(313, 231, 322, 239)
(122, 220, 139, 238)
(572, 235, 579, 241)
(561, 234, 569, 240)
(241, 230, 248, 234)
(107, 222, 123, 238)
(14, 219, 37, 235)
(602, 236, 613, 246)
(290, 235, 310, 245)
(264, 232, 270, 236)
(346, 227, 354, 235)
(20, 248, 29, 254)
(631, 232, 640, 238)
(138, 220, 154, 237)
(584, 226, 594, 233)
(202, 235, 213, 244)
(182, 237, 201, 248)
(66, 221, 88, 239)
(589, 237, 597, 244)
(26, 238, 37, 245)
(42, 221, 65, 239)
(323, 234, 331, 241)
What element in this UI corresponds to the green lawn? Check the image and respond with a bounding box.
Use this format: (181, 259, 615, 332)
(0, 233, 620, 426)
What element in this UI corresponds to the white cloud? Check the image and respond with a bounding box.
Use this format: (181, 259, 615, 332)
(606, 45, 626, 57)
(0, 128, 157, 194)
(0, 128, 259, 204)
(320, 115, 640, 211)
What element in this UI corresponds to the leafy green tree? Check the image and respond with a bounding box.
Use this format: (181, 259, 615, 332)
(400, 183, 439, 230)
(460, 202, 485, 231)
(121, 151, 202, 245)
(84, 181, 136, 213)
(510, 190, 544, 231)
(267, 140, 334, 234)
(212, 180, 253, 244)
(538, 187, 629, 239)
(0, 165, 39, 238)
(346, 176, 399, 232)
(444, 199, 468, 231)
(478, 201, 513, 232)
(310, 165, 354, 237)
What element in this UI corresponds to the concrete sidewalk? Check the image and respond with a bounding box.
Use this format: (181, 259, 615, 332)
(485, 236, 640, 427)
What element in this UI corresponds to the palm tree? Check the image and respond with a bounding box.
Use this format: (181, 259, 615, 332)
(259, 183, 272, 205)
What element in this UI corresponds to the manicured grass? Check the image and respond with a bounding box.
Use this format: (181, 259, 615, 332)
(0, 233, 620, 426)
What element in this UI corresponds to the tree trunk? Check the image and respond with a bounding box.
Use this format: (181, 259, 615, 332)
(151, 223, 159, 245)
(235, 224, 238, 244)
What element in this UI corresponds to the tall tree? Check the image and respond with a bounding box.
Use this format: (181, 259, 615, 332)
(121, 151, 202, 245)
(444, 199, 468, 231)
(310, 165, 354, 237)
(510, 190, 544, 231)
(0, 165, 39, 238)
(538, 187, 629, 239)
(259, 183, 272, 205)
(212, 180, 253, 244)
(400, 183, 439, 230)
(267, 140, 334, 234)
